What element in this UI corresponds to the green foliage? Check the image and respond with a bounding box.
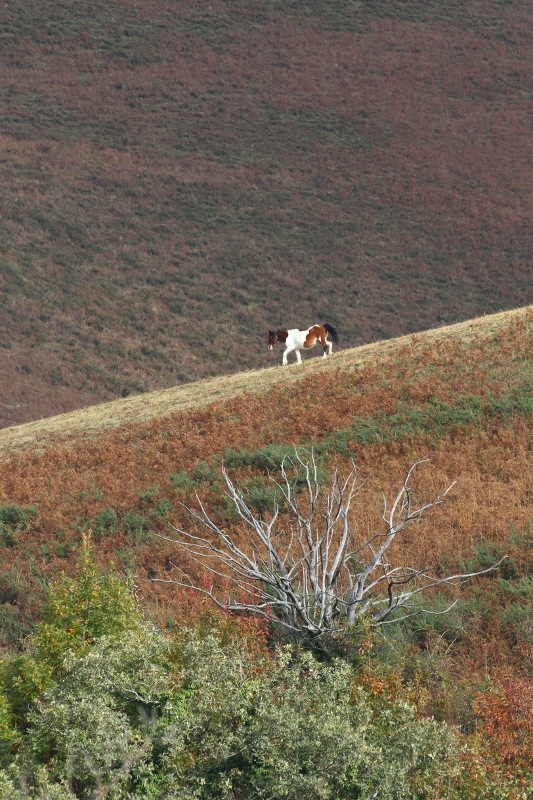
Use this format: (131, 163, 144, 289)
(0, 606, 26, 648)
(460, 539, 514, 580)
(243, 476, 280, 516)
(387, 594, 483, 651)
(0, 538, 141, 752)
(150, 498, 173, 520)
(0, 766, 71, 799)
(0, 504, 37, 548)
(215, 475, 282, 522)
(33, 542, 140, 671)
(191, 461, 218, 485)
(169, 470, 196, 495)
(0, 504, 37, 530)
(137, 484, 160, 504)
(324, 386, 532, 456)
(0, 592, 525, 799)
(161, 630, 456, 800)
(223, 443, 294, 473)
(90, 507, 119, 540)
(123, 511, 152, 543)
(29, 624, 170, 795)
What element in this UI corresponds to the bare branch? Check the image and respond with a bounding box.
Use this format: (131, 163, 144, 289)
(153, 451, 504, 651)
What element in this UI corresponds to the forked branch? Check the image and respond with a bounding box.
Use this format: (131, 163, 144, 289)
(153, 451, 505, 648)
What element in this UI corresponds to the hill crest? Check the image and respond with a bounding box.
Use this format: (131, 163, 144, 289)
(0, 306, 529, 458)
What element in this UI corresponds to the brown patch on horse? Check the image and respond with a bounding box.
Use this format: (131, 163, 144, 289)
(276, 330, 289, 343)
(304, 325, 323, 348)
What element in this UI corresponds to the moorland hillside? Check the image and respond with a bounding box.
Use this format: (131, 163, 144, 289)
(1, 0, 532, 426)
(0, 305, 530, 706)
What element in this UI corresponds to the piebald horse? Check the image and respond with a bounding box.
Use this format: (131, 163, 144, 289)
(268, 323, 339, 366)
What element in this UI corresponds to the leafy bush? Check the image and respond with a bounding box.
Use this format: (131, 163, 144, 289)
(15, 619, 456, 800)
(0, 504, 37, 530)
(123, 511, 152, 543)
(0, 566, 525, 799)
(459, 539, 512, 580)
(243, 476, 280, 516)
(29, 624, 170, 796)
(161, 629, 456, 800)
(191, 461, 218, 484)
(90, 507, 119, 540)
(137, 484, 160, 504)
(0, 538, 142, 750)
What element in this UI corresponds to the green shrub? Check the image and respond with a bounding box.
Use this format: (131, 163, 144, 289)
(0, 767, 71, 799)
(244, 477, 280, 516)
(169, 470, 195, 494)
(54, 541, 73, 559)
(123, 511, 152, 543)
(25, 617, 439, 798)
(137, 484, 160, 504)
(150, 498, 173, 520)
(92, 507, 119, 538)
(459, 540, 512, 580)
(0, 525, 17, 549)
(0, 606, 27, 648)
(0, 504, 37, 530)
(223, 443, 293, 473)
(0, 599, 524, 799)
(192, 461, 218, 484)
(28, 624, 170, 795)
(159, 629, 456, 800)
(0, 504, 38, 548)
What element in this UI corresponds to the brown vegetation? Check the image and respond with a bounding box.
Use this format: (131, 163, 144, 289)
(1, 0, 532, 425)
(0, 308, 530, 686)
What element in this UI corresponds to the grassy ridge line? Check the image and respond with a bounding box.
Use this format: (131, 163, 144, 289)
(0, 306, 529, 457)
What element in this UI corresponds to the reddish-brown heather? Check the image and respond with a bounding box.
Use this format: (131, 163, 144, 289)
(0, 0, 531, 425)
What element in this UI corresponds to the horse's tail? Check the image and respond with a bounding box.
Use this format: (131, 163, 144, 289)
(324, 323, 339, 344)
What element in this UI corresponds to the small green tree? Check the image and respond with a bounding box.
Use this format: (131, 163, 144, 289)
(33, 535, 140, 675)
(0, 536, 141, 758)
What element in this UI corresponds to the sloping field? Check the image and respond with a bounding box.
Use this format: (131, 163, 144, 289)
(1, 0, 532, 427)
(0, 306, 530, 687)
(0, 306, 527, 457)
(0, 307, 533, 708)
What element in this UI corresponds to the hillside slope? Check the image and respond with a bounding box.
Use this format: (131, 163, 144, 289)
(0, 307, 530, 688)
(0, 306, 526, 456)
(1, 0, 532, 426)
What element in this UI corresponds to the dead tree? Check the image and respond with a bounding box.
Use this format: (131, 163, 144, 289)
(153, 451, 504, 646)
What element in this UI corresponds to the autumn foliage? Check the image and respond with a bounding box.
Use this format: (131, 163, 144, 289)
(475, 647, 533, 771)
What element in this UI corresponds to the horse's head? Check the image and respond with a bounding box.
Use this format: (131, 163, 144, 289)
(267, 330, 278, 350)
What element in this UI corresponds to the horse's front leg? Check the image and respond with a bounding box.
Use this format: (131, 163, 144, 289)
(295, 348, 302, 364)
(282, 346, 293, 366)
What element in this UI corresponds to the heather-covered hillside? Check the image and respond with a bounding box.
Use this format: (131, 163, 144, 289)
(0, 308, 531, 796)
(0, 307, 530, 666)
(1, 0, 532, 426)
